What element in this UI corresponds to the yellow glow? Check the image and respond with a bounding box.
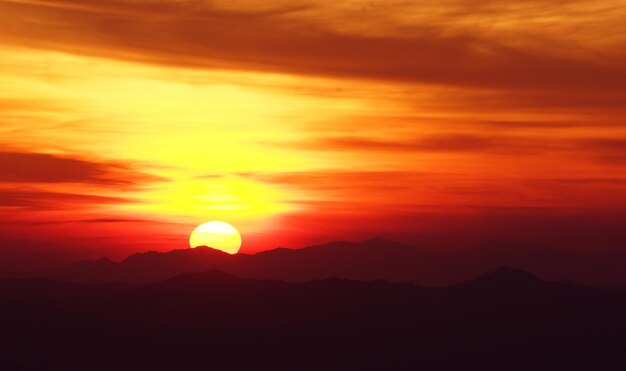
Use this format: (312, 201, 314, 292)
(189, 221, 242, 254)
(0, 47, 373, 236)
(123, 175, 298, 221)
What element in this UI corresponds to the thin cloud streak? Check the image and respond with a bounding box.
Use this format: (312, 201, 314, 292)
(274, 134, 626, 163)
(0, 150, 159, 185)
(0, 190, 128, 208)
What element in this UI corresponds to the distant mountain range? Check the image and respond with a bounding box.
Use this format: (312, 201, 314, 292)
(37, 237, 626, 287)
(1, 268, 625, 370)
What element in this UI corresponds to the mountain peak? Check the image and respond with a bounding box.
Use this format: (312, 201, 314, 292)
(121, 246, 229, 264)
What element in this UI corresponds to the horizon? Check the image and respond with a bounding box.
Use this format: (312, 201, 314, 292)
(3, 235, 601, 271)
(69, 235, 614, 261)
(20, 236, 626, 290)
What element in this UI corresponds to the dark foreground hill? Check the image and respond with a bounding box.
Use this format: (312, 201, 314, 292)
(1, 268, 625, 370)
(40, 238, 626, 287)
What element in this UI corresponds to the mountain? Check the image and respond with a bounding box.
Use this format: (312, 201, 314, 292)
(39, 237, 626, 287)
(1, 268, 625, 370)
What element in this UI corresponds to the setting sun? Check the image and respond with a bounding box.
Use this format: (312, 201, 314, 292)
(189, 221, 242, 254)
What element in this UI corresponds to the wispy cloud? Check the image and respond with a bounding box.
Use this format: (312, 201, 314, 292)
(273, 134, 626, 164)
(1, 0, 625, 92)
(0, 150, 159, 185)
(0, 190, 128, 208)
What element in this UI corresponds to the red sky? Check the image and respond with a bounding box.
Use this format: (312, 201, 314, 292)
(1, 0, 625, 270)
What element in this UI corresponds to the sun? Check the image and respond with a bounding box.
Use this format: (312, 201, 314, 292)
(189, 221, 242, 254)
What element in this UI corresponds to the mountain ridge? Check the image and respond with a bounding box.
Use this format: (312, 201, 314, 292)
(35, 237, 626, 287)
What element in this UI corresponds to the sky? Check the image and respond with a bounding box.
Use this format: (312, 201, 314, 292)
(1, 0, 625, 269)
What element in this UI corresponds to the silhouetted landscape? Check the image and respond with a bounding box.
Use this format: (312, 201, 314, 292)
(5, 238, 626, 369)
(1, 266, 625, 370)
(38, 238, 626, 287)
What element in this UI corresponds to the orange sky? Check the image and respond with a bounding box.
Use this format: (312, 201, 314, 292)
(1, 0, 625, 268)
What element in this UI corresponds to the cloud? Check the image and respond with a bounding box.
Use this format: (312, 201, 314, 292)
(1, 0, 625, 93)
(0, 150, 160, 185)
(296, 135, 500, 153)
(0, 190, 127, 208)
(18, 218, 153, 225)
(0, 150, 162, 212)
(271, 134, 626, 166)
(275, 134, 549, 155)
(242, 168, 626, 215)
(580, 138, 626, 166)
(582, 138, 626, 153)
(242, 170, 426, 192)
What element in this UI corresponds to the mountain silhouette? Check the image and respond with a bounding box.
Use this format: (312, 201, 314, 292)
(1, 268, 625, 371)
(39, 238, 626, 287)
